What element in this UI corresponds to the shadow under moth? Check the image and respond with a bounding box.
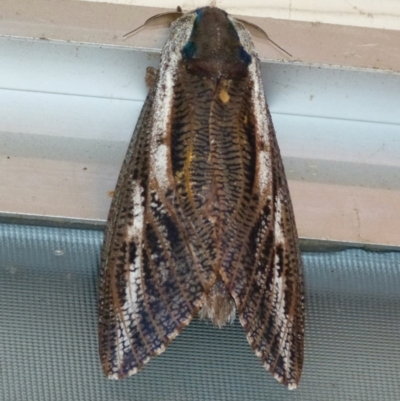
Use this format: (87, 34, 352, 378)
(99, 6, 304, 390)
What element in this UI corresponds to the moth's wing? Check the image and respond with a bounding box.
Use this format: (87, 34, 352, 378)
(224, 107, 304, 388)
(98, 81, 210, 379)
(218, 31, 304, 387)
(247, 124, 304, 389)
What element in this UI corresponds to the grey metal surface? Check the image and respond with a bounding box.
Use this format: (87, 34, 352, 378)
(0, 223, 399, 400)
(1, 35, 400, 246)
(2, 37, 400, 141)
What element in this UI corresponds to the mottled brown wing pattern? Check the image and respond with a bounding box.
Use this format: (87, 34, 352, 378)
(98, 67, 216, 378)
(219, 113, 304, 388)
(216, 21, 304, 389)
(98, 84, 154, 378)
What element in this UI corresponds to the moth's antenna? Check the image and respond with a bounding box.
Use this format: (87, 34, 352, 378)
(238, 19, 292, 58)
(123, 9, 183, 39)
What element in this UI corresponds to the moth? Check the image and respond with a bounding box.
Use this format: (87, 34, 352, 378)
(99, 6, 304, 389)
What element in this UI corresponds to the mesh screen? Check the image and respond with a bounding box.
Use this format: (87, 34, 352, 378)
(0, 223, 399, 401)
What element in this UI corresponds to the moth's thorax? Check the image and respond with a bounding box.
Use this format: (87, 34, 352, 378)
(181, 7, 251, 80)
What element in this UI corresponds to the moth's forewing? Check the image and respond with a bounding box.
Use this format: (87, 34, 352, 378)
(98, 80, 155, 378)
(99, 7, 304, 388)
(217, 18, 304, 389)
(99, 11, 215, 380)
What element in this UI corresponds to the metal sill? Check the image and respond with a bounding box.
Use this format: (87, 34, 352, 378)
(0, 1, 399, 247)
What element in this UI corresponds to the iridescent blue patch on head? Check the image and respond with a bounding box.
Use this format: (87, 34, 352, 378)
(182, 41, 197, 60)
(239, 47, 252, 65)
(195, 8, 203, 18)
(181, 9, 203, 60)
(225, 19, 251, 65)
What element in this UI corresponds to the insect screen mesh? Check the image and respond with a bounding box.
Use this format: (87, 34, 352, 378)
(0, 223, 399, 401)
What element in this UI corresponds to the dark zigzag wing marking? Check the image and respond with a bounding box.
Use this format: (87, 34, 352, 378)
(99, 83, 155, 378)
(217, 21, 304, 388)
(170, 22, 304, 387)
(98, 13, 216, 378)
(261, 120, 304, 388)
(98, 69, 218, 379)
(243, 143, 303, 389)
(222, 102, 304, 389)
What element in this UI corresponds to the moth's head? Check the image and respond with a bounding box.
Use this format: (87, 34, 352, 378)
(181, 7, 252, 80)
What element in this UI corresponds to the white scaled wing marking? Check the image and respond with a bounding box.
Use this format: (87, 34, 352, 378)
(150, 14, 196, 191)
(113, 182, 145, 378)
(232, 19, 273, 194)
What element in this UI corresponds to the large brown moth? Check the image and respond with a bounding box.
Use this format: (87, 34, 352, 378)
(99, 6, 304, 389)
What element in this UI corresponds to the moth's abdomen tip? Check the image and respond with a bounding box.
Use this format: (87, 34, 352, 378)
(288, 382, 298, 390)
